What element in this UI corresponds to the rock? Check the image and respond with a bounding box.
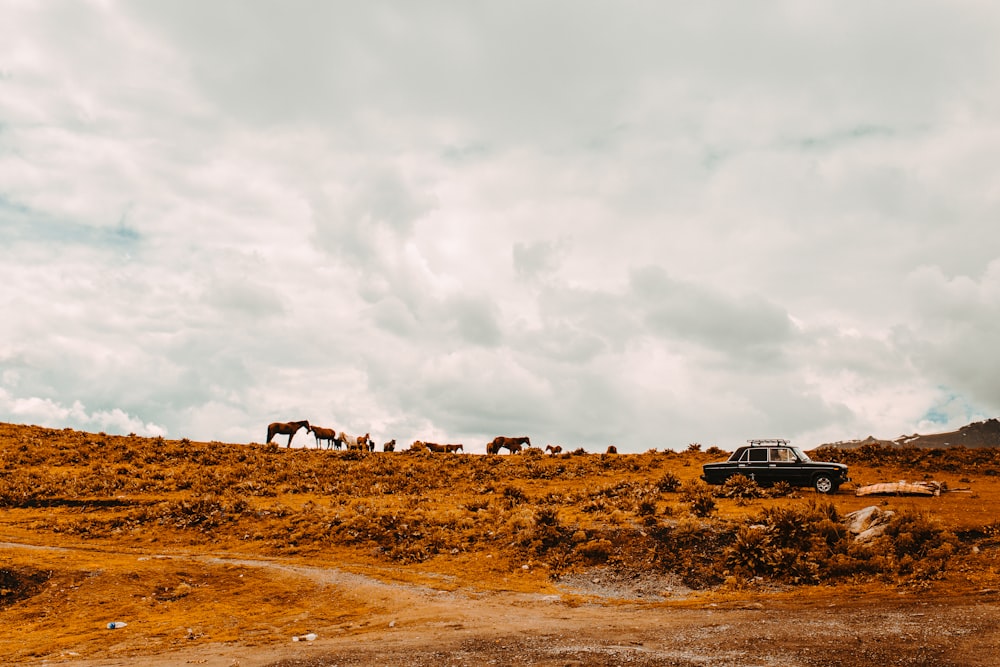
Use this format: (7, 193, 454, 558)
(843, 506, 894, 542)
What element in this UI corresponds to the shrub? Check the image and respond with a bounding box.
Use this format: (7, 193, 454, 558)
(877, 510, 959, 582)
(718, 474, 762, 504)
(655, 471, 681, 493)
(684, 486, 716, 518)
(648, 518, 729, 589)
(767, 480, 796, 498)
(519, 507, 569, 559)
(575, 538, 613, 563)
(580, 497, 607, 514)
(636, 497, 658, 516)
(501, 485, 527, 508)
(724, 525, 775, 579)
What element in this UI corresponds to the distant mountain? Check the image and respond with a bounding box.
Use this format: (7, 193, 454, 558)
(818, 418, 1000, 450)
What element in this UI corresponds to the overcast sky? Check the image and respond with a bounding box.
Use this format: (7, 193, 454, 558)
(2, 1, 999, 452)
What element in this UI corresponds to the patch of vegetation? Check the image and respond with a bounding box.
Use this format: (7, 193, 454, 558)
(0, 423, 986, 595)
(716, 474, 762, 504)
(0, 566, 52, 609)
(680, 480, 716, 517)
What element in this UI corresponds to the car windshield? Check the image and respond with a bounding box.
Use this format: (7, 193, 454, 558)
(792, 447, 810, 462)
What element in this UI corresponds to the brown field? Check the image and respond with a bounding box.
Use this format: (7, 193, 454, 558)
(2, 422, 1000, 666)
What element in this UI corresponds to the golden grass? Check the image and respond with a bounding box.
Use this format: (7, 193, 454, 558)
(3, 422, 1000, 662)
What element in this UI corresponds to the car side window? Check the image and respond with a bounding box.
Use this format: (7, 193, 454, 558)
(770, 448, 794, 462)
(747, 448, 768, 462)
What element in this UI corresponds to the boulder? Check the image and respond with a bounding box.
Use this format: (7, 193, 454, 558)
(844, 506, 895, 542)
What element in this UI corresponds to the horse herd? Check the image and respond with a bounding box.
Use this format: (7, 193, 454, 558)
(265, 421, 381, 451)
(264, 422, 617, 455)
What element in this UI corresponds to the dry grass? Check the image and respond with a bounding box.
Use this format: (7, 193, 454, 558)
(2, 422, 1000, 662)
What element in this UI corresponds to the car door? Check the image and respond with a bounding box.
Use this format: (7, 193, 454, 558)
(769, 446, 808, 485)
(735, 446, 769, 484)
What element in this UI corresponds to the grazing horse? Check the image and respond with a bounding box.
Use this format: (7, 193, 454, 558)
(267, 420, 310, 448)
(383, 439, 396, 452)
(488, 436, 531, 455)
(444, 444, 464, 453)
(340, 432, 369, 452)
(606, 445, 618, 454)
(545, 445, 563, 455)
(307, 425, 340, 449)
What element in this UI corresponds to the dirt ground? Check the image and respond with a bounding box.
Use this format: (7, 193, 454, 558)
(3, 538, 999, 667)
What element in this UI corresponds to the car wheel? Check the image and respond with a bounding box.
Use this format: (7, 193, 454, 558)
(813, 475, 835, 494)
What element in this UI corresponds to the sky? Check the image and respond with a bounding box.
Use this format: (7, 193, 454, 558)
(2, 1, 1000, 452)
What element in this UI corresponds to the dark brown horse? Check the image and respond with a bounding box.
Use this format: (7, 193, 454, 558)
(444, 444, 464, 453)
(383, 439, 396, 452)
(307, 425, 339, 449)
(605, 445, 618, 454)
(488, 436, 531, 454)
(422, 442, 448, 453)
(545, 444, 562, 455)
(266, 420, 310, 448)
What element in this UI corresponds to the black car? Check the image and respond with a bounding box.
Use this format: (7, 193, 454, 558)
(700, 439, 850, 494)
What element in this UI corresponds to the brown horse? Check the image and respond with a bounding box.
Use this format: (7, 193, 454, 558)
(444, 444, 464, 453)
(340, 432, 368, 451)
(545, 444, 562, 455)
(307, 425, 339, 449)
(488, 436, 531, 454)
(423, 442, 448, 453)
(267, 420, 310, 448)
(383, 439, 396, 452)
(605, 445, 618, 454)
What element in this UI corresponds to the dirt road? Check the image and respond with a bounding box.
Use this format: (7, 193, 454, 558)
(251, 595, 1000, 667)
(33, 542, 996, 667)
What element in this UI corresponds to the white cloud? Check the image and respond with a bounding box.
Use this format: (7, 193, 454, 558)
(2, 2, 1000, 449)
(0, 388, 166, 436)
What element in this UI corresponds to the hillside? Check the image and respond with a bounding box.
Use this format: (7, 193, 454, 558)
(896, 418, 1000, 448)
(819, 418, 1000, 450)
(2, 422, 1000, 665)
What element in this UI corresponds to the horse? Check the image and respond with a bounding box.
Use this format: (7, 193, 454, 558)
(545, 445, 562, 455)
(267, 420, 310, 448)
(605, 445, 618, 454)
(383, 439, 396, 452)
(488, 436, 531, 454)
(307, 425, 340, 449)
(340, 432, 369, 452)
(444, 444, 464, 453)
(422, 442, 448, 453)
(357, 433, 374, 452)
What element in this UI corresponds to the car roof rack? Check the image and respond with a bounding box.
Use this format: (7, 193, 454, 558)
(747, 438, 790, 446)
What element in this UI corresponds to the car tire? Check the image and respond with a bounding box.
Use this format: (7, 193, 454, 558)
(813, 475, 835, 494)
